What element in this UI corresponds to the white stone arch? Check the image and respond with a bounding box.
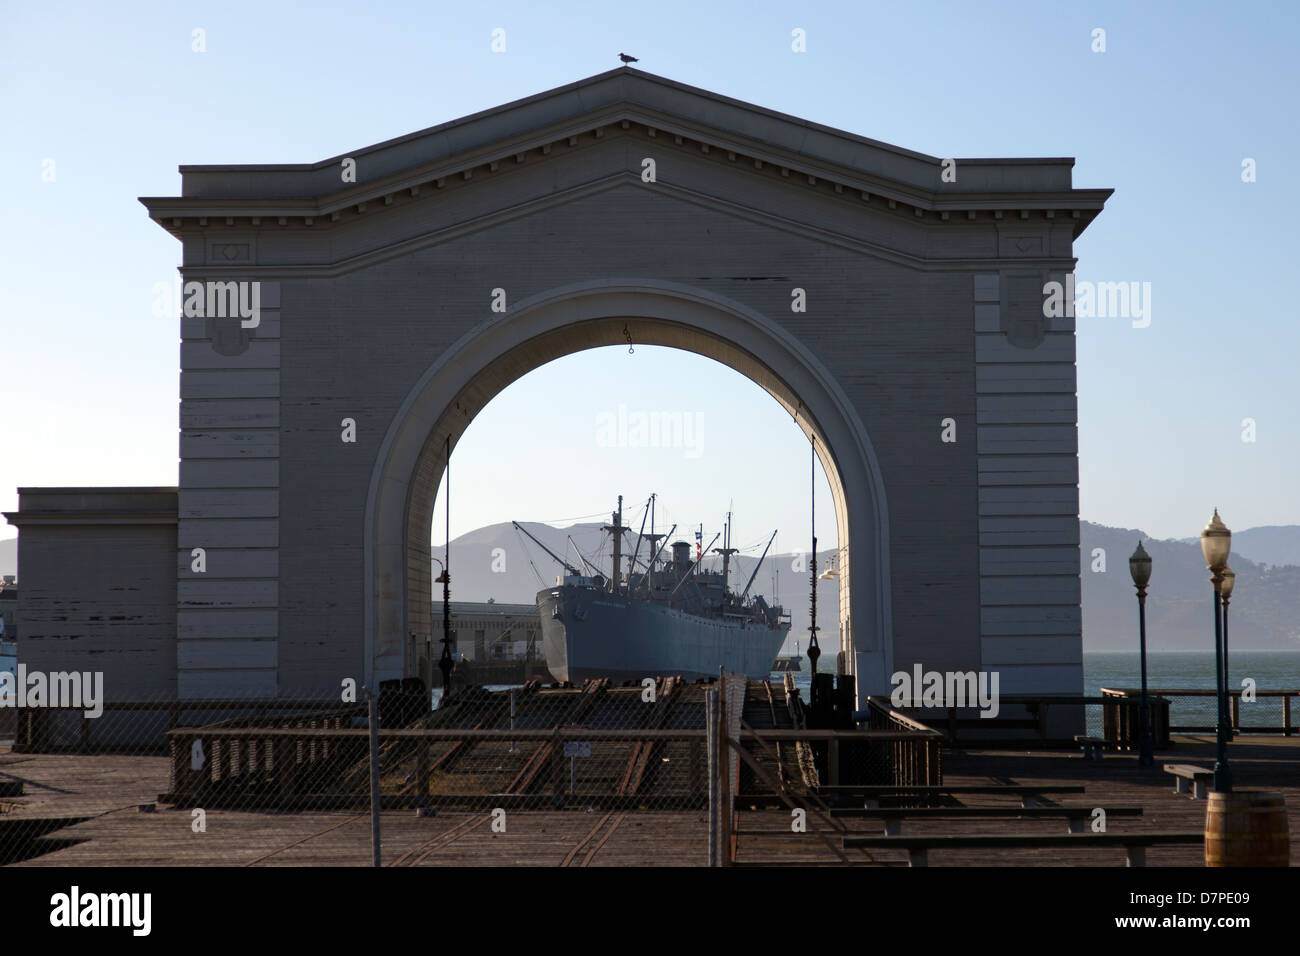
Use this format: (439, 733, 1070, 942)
(362, 279, 893, 700)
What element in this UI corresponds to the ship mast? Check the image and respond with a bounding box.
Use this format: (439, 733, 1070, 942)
(645, 523, 676, 590)
(714, 511, 739, 604)
(644, 494, 665, 594)
(626, 494, 651, 592)
(603, 495, 630, 594)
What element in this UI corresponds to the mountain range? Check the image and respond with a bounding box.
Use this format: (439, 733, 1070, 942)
(1082, 522, 1300, 652)
(2, 520, 1297, 652)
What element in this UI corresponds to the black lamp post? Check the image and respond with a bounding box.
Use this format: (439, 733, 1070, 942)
(1199, 510, 1233, 793)
(1128, 541, 1154, 766)
(1220, 566, 1235, 737)
(433, 560, 453, 704)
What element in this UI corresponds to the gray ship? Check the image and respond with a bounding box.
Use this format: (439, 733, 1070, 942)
(520, 496, 791, 682)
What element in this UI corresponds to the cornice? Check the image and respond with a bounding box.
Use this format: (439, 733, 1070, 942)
(172, 173, 1084, 279)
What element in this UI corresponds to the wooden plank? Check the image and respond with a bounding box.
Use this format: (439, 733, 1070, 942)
(843, 832, 1202, 848)
(10, 735, 1300, 866)
(817, 784, 1086, 794)
(829, 806, 1143, 819)
(160, 726, 940, 742)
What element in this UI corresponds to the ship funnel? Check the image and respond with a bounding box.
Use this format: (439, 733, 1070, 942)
(671, 541, 692, 570)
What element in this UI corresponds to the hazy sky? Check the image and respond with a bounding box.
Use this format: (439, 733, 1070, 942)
(2, 0, 1296, 549)
(426, 345, 836, 551)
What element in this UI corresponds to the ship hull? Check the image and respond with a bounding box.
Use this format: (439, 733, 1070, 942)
(538, 586, 790, 682)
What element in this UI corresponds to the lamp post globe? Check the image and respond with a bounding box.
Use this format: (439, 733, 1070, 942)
(1200, 509, 1231, 572)
(1128, 541, 1152, 589)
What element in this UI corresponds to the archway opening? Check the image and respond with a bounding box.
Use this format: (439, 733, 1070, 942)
(364, 283, 892, 701)
(419, 343, 839, 688)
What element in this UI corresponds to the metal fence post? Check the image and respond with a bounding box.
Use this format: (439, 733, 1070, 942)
(706, 687, 718, 867)
(368, 689, 381, 868)
(719, 679, 732, 866)
(509, 688, 517, 753)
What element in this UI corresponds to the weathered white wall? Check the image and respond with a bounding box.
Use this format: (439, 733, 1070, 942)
(7, 489, 177, 700)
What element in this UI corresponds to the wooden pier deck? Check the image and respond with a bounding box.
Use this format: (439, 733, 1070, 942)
(3, 735, 1298, 866)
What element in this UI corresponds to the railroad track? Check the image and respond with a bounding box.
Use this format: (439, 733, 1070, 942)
(560, 810, 627, 867)
(243, 812, 367, 866)
(390, 811, 493, 866)
(761, 680, 787, 790)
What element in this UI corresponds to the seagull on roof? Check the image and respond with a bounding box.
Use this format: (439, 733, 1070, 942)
(618, 53, 638, 64)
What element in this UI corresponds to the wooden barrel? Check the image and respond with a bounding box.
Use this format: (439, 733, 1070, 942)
(1205, 790, 1289, 867)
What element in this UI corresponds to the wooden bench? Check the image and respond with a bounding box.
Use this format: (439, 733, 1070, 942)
(1164, 764, 1214, 799)
(830, 804, 1143, 834)
(818, 784, 1086, 809)
(843, 831, 1203, 867)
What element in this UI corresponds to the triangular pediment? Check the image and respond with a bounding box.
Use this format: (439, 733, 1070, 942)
(142, 68, 1110, 239)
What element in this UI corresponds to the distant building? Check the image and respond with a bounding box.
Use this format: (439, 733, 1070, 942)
(0, 575, 17, 642)
(430, 601, 544, 665)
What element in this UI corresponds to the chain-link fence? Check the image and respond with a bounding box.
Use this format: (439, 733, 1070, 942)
(0, 674, 947, 865)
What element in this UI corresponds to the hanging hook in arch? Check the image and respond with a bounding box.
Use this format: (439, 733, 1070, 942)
(622, 323, 634, 354)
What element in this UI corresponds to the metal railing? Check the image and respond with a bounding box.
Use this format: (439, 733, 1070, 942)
(860, 696, 944, 786)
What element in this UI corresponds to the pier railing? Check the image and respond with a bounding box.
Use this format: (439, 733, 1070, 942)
(886, 689, 1300, 747)
(5, 698, 357, 754)
(860, 697, 944, 786)
(1100, 687, 1300, 737)
(160, 724, 946, 811)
